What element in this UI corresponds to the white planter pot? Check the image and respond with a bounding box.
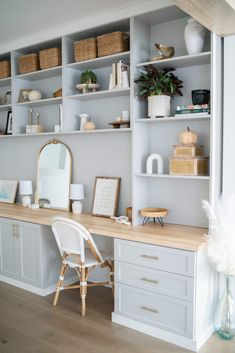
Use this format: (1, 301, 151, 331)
(184, 18, 206, 55)
(148, 95, 170, 118)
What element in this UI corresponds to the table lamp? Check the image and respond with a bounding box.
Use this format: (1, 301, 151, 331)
(70, 184, 84, 214)
(19, 180, 33, 207)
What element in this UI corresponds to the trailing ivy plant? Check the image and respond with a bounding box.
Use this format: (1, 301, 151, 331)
(80, 70, 97, 85)
(135, 65, 183, 99)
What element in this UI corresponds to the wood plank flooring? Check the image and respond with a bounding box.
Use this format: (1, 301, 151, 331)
(0, 282, 234, 353)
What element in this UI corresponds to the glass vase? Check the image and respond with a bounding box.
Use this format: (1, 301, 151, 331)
(214, 275, 235, 340)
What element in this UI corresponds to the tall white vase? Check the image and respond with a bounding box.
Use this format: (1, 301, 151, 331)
(148, 95, 170, 118)
(184, 18, 206, 55)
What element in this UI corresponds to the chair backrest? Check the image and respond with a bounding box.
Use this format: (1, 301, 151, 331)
(51, 217, 104, 264)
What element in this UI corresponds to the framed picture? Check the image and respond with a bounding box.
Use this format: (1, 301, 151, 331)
(18, 89, 32, 103)
(5, 111, 12, 135)
(92, 177, 121, 217)
(0, 180, 18, 204)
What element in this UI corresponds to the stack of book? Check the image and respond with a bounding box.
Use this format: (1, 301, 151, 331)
(175, 104, 210, 117)
(109, 60, 129, 90)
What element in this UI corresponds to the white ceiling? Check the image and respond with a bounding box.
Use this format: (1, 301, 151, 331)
(0, 0, 152, 52)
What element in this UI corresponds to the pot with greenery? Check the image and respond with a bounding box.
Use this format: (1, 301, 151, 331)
(135, 65, 183, 118)
(76, 70, 100, 93)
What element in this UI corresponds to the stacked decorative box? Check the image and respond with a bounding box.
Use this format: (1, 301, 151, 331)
(169, 129, 208, 176)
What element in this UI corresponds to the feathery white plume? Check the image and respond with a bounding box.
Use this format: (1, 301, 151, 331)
(202, 195, 235, 276)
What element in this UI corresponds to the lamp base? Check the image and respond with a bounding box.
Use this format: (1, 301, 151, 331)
(22, 195, 31, 207)
(72, 201, 83, 214)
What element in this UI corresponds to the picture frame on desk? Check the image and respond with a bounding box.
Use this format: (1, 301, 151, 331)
(0, 180, 18, 204)
(18, 89, 32, 103)
(92, 176, 121, 217)
(5, 111, 13, 135)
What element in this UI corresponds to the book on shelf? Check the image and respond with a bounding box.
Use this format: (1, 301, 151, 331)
(109, 61, 129, 89)
(175, 108, 210, 115)
(174, 112, 210, 118)
(176, 104, 209, 111)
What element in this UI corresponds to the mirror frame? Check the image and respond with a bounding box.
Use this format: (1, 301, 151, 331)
(35, 139, 72, 211)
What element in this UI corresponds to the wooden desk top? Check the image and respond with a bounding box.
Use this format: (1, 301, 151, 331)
(0, 203, 207, 252)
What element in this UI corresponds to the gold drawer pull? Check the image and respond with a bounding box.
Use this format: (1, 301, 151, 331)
(141, 254, 159, 260)
(141, 277, 158, 284)
(140, 306, 159, 314)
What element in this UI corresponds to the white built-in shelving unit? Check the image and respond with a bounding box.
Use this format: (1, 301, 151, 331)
(0, 5, 222, 227)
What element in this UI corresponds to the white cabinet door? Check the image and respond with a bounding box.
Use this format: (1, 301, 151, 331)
(18, 221, 42, 287)
(0, 219, 19, 279)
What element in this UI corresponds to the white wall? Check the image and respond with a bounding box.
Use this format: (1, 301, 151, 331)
(0, 133, 132, 215)
(223, 35, 235, 196)
(0, 0, 171, 54)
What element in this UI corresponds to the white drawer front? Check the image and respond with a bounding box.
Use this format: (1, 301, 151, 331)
(115, 261, 194, 301)
(115, 283, 193, 338)
(115, 239, 195, 276)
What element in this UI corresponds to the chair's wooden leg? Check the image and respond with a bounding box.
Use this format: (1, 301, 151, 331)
(53, 263, 67, 306)
(80, 267, 87, 317)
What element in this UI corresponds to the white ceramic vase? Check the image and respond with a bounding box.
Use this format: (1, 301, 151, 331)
(184, 19, 206, 55)
(148, 95, 170, 118)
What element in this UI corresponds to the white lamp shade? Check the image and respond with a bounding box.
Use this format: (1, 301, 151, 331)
(70, 184, 84, 200)
(19, 180, 33, 195)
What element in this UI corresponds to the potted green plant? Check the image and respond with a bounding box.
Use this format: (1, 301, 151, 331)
(135, 65, 183, 118)
(76, 70, 100, 94)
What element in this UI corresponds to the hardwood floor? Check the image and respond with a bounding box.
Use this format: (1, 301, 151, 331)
(0, 282, 234, 353)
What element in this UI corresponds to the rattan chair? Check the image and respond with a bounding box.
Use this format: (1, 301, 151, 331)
(51, 217, 114, 316)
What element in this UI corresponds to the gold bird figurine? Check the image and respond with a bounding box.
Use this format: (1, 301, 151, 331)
(152, 43, 175, 61)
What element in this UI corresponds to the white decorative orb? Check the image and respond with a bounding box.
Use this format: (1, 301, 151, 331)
(28, 90, 42, 101)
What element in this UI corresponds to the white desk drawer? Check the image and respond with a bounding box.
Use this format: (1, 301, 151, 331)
(115, 283, 193, 338)
(115, 261, 194, 301)
(115, 239, 195, 276)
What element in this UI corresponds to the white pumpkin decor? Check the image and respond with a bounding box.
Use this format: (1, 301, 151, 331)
(28, 90, 42, 101)
(180, 127, 198, 145)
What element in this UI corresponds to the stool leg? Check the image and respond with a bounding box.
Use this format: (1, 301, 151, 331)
(80, 267, 87, 317)
(53, 263, 67, 306)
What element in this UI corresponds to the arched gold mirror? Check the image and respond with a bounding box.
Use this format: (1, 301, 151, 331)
(35, 139, 72, 210)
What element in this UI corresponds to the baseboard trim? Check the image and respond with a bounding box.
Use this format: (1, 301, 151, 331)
(112, 313, 199, 352)
(0, 275, 78, 296)
(195, 325, 214, 351)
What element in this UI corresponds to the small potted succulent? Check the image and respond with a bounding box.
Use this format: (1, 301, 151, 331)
(135, 65, 183, 118)
(76, 70, 100, 94)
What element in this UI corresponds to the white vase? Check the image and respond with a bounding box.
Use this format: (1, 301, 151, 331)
(72, 200, 83, 214)
(148, 95, 170, 118)
(184, 18, 206, 55)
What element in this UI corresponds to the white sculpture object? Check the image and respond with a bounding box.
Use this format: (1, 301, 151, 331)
(184, 19, 206, 55)
(146, 154, 163, 174)
(28, 90, 42, 101)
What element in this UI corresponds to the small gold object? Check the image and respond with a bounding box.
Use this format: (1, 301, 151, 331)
(152, 43, 175, 61)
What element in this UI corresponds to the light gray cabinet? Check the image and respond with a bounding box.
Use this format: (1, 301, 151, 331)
(112, 239, 216, 352)
(18, 221, 41, 287)
(0, 219, 19, 280)
(0, 218, 41, 286)
(0, 217, 73, 296)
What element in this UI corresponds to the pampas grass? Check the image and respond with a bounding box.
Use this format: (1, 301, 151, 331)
(202, 195, 235, 275)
